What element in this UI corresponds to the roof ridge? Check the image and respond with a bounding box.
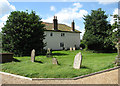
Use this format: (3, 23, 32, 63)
(42, 22, 81, 33)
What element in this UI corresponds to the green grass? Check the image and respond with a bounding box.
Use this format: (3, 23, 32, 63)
(1, 50, 117, 78)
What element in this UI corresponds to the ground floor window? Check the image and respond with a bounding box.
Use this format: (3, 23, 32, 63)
(60, 42, 64, 47)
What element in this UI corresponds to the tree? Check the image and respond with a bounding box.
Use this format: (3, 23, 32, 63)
(83, 8, 114, 52)
(111, 14, 120, 42)
(2, 10, 46, 56)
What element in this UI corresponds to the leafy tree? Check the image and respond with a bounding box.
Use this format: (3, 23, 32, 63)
(83, 8, 114, 52)
(0, 32, 2, 53)
(111, 14, 120, 42)
(2, 10, 46, 56)
(80, 40, 85, 49)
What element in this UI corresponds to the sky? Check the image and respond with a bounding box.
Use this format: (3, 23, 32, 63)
(0, 0, 119, 38)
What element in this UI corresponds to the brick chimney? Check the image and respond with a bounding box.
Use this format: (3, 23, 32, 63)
(72, 20, 75, 32)
(53, 16, 58, 31)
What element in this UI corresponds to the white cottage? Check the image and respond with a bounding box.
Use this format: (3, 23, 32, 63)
(43, 16, 81, 50)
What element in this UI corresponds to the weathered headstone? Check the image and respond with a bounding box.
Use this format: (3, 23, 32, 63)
(64, 48, 68, 51)
(70, 47, 72, 51)
(73, 52, 82, 69)
(52, 58, 58, 65)
(73, 47, 76, 51)
(31, 49, 35, 62)
(115, 42, 120, 66)
(46, 48, 52, 57)
(80, 47, 83, 50)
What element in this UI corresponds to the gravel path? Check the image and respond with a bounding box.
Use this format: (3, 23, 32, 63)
(1, 69, 119, 84)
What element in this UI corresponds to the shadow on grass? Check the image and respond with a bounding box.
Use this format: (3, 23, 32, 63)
(81, 65, 90, 69)
(34, 60, 43, 63)
(0, 58, 21, 64)
(13, 58, 21, 62)
(52, 53, 69, 56)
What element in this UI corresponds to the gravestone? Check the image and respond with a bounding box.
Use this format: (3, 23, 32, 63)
(73, 47, 76, 51)
(115, 42, 120, 66)
(73, 52, 82, 69)
(80, 47, 83, 50)
(64, 48, 68, 51)
(70, 47, 72, 51)
(31, 49, 35, 62)
(46, 48, 52, 57)
(52, 58, 58, 65)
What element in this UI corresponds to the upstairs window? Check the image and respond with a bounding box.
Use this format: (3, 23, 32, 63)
(61, 33, 65, 37)
(50, 33, 53, 36)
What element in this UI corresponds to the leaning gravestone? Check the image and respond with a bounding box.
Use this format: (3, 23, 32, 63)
(52, 58, 58, 65)
(73, 52, 82, 69)
(115, 42, 120, 66)
(70, 47, 72, 51)
(31, 49, 35, 62)
(73, 47, 76, 51)
(46, 48, 52, 57)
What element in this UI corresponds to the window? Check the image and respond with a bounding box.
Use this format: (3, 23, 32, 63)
(74, 45, 76, 48)
(60, 43, 64, 47)
(61, 33, 65, 36)
(50, 33, 53, 36)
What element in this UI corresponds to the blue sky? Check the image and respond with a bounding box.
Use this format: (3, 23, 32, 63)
(0, 0, 119, 38)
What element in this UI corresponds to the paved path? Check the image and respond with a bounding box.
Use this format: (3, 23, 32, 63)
(0, 69, 119, 84)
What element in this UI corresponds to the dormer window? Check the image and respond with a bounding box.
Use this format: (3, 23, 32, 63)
(50, 33, 53, 36)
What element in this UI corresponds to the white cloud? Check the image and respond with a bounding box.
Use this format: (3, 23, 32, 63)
(96, 0, 119, 4)
(113, 8, 120, 16)
(73, 2, 82, 9)
(0, 14, 9, 21)
(0, 0, 16, 31)
(50, 6, 56, 11)
(110, 8, 120, 25)
(43, 3, 88, 24)
(0, 23, 4, 31)
(0, 0, 16, 16)
(0, 14, 10, 31)
(6, 0, 120, 2)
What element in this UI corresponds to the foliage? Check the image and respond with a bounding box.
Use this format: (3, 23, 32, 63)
(0, 32, 2, 53)
(111, 14, 120, 42)
(2, 50, 116, 78)
(80, 40, 85, 49)
(83, 8, 114, 52)
(2, 10, 46, 56)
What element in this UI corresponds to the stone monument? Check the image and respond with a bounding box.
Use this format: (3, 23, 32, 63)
(64, 48, 68, 51)
(80, 47, 83, 50)
(31, 49, 35, 62)
(46, 48, 52, 57)
(73, 47, 76, 51)
(52, 58, 58, 65)
(70, 47, 72, 51)
(115, 41, 120, 66)
(73, 52, 82, 69)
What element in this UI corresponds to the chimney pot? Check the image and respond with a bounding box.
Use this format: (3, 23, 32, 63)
(54, 16, 55, 19)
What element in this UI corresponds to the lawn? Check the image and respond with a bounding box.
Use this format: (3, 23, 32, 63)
(1, 50, 117, 78)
